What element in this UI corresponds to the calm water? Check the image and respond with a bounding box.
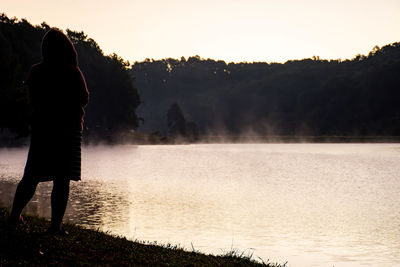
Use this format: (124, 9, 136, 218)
(1, 144, 400, 266)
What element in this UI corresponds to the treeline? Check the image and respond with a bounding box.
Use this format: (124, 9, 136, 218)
(1, 14, 399, 144)
(132, 45, 400, 137)
(0, 14, 140, 143)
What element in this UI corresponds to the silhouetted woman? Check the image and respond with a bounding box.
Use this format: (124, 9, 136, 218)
(8, 29, 89, 234)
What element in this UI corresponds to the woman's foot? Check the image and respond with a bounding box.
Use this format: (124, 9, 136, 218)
(48, 224, 69, 236)
(6, 215, 25, 230)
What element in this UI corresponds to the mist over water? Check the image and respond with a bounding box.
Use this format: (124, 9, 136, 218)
(1, 144, 400, 267)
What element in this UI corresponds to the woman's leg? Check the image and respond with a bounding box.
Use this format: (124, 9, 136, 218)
(50, 179, 70, 230)
(9, 177, 39, 224)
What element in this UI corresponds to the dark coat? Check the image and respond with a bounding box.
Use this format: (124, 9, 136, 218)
(23, 29, 89, 181)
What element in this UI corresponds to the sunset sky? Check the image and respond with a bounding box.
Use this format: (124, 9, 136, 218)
(2, 0, 400, 63)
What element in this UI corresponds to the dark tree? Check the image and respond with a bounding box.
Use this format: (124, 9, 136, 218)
(0, 14, 141, 143)
(132, 43, 400, 137)
(167, 102, 186, 137)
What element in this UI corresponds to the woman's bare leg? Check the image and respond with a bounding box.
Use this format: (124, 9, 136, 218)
(9, 177, 39, 225)
(50, 179, 70, 230)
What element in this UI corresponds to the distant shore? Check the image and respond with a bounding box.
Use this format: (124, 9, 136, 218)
(196, 135, 400, 144)
(1, 131, 400, 147)
(84, 134, 400, 145)
(0, 207, 282, 266)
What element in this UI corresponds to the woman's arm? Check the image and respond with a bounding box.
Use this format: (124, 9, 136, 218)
(74, 67, 89, 107)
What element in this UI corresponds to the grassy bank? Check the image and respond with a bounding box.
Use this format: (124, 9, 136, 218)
(0, 208, 283, 266)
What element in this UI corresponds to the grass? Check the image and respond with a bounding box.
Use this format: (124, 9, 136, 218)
(0, 208, 285, 266)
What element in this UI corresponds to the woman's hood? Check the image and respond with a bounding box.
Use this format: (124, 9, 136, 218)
(41, 29, 78, 66)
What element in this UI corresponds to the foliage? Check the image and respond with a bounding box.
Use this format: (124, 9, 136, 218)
(166, 102, 200, 141)
(0, 14, 140, 141)
(2, 13, 399, 140)
(132, 44, 400, 137)
(167, 102, 186, 136)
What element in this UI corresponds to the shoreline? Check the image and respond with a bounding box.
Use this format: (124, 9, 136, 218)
(0, 208, 283, 266)
(1, 135, 400, 148)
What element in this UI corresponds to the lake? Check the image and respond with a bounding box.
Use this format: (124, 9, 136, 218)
(1, 143, 400, 266)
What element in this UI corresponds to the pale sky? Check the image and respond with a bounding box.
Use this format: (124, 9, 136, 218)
(2, 0, 400, 63)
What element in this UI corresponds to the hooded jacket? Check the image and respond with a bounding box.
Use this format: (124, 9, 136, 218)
(27, 29, 89, 132)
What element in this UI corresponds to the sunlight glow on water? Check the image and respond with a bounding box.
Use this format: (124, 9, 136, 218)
(1, 144, 400, 266)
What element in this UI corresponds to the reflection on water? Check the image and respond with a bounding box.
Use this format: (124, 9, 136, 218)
(1, 144, 400, 267)
(0, 181, 132, 237)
